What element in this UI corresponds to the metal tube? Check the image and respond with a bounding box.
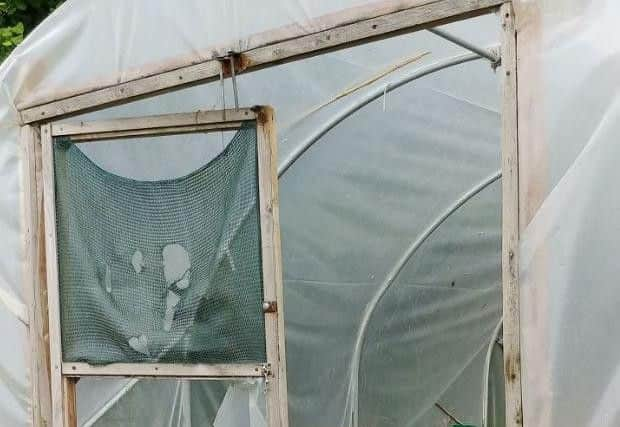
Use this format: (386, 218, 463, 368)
(482, 318, 503, 427)
(346, 169, 502, 427)
(427, 28, 500, 64)
(278, 51, 490, 177)
(229, 56, 239, 111)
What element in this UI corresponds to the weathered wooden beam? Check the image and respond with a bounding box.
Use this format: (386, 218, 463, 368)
(62, 377, 76, 427)
(51, 108, 255, 137)
(19, 0, 505, 123)
(62, 122, 246, 142)
(62, 362, 263, 378)
(500, 3, 523, 427)
(256, 106, 288, 427)
(20, 125, 52, 427)
(41, 122, 66, 427)
(40, 106, 289, 426)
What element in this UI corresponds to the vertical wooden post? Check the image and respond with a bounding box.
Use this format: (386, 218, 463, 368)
(20, 125, 53, 426)
(41, 123, 74, 427)
(256, 106, 289, 427)
(500, 3, 524, 426)
(62, 378, 77, 427)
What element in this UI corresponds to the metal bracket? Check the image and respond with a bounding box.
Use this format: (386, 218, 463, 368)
(260, 363, 273, 386)
(216, 51, 241, 114)
(490, 47, 502, 71)
(262, 300, 277, 313)
(260, 363, 273, 377)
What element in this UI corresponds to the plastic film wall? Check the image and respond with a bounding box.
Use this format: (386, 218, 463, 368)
(516, 0, 620, 426)
(0, 1, 506, 426)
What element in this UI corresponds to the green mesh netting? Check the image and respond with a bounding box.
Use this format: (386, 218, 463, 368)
(54, 124, 266, 365)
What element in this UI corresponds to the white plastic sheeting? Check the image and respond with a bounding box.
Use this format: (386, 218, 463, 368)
(76, 379, 266, 427)
(0, 1, 507, 426)
(516, 0, 620, 425)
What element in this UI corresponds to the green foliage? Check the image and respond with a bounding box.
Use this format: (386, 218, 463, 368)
(0, 0, 64, 61)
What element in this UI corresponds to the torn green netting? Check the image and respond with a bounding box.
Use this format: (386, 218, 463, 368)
(54, 124, 266, 365)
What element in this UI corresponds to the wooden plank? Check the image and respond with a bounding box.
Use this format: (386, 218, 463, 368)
(20, 125, 53, 427)
(62, 378, 76, 427)
(51, 108, 255, 136)
(500, 4, 523, 427)
(268, 110, 289, 427)
(66, 122, 245, 142)
(256, 106, 288, 427)
(514, 3, 550, 426)
(62, 362, 263, 378)
(36, 131, 53, 427)
(20, 0, 504, 123)
(37, 108, 290, 425)
(41, 123, 65, 427)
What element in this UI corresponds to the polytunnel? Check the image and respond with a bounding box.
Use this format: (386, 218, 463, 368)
(0, 0, 618, 426)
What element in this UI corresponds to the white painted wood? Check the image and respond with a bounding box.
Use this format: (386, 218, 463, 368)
(51, 108, 255, 136)
(19, 0, 504, 123)
(500, 3, 523, 427)
(41, 123, 65, 427)
(256, 106, 288, 427)
(62, 362, 263, 378)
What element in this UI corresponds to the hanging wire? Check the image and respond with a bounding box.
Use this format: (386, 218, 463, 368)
(219, 62, 226, 120)
(229, 54, 240, 111)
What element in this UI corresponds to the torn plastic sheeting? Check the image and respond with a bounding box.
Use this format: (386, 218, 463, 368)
(214, 380, 266, 427)
(77, 378, 266, 427)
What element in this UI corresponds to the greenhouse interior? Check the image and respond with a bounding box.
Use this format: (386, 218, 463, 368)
(0, 0, 618, 426)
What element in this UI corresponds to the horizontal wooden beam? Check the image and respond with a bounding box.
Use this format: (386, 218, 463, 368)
(20, 0, 504, 123)
(51, 108, 255, 137)
(62, 362, 264, 378)
(65, 122, 246, 142)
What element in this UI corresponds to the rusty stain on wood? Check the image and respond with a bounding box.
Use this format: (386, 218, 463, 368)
(218, 54, 248, 77)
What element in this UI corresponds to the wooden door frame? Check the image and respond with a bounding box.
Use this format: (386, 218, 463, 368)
(18, 1, 522, 426)
(34, 106, 287, 427)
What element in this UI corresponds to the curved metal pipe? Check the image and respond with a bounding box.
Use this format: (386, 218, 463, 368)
(277, 51, 493, 177)
(346, 169, 502, 426)
(482, 318, 503, 427)
(427, 28, 500, 64)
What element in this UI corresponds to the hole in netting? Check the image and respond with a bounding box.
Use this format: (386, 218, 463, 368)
(127, 335, 150, 357)
(131, 250, 144, 274)
(162, 244, 191, 287)
(75, 131, 238, 181)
